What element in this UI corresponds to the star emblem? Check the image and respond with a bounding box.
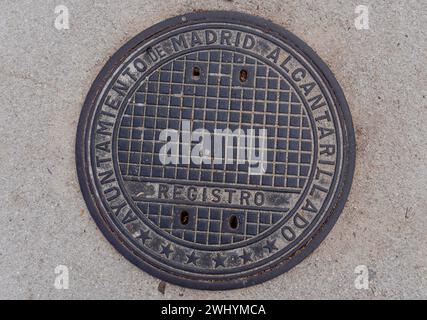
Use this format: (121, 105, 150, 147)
(263, 239, 278, 253)
(239, 249, 252, 264)
(252, 245, 264, 258)
(136, 229, 151, 244)
(160, 243, 173, 258)
(212, 254, 226, 268)
(185, 251, 199, 265)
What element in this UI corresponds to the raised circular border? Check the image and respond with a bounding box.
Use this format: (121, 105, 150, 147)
(76, 11, 356, 290)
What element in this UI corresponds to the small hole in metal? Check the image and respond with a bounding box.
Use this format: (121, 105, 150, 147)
(180, 210, 189, 225)
(229, 215, 238, 229)
(192, 66, 200, 79)
(239, 69, 248, 82)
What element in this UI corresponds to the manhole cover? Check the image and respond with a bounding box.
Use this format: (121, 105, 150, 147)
(76, 11, 355, 290)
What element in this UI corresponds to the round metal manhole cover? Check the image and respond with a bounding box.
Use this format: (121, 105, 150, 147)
(76, 11, 355, 290)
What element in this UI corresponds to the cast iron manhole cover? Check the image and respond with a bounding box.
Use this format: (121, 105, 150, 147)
(76, 11, 355, 289)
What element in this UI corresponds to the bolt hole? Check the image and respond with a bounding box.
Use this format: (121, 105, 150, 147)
(229, 215, 238, 229)
(192, 66, 200, 80)
(239, 69, 248, 82)
(180, 210, 189, 225)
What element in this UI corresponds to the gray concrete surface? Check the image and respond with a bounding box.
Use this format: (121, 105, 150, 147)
(0, 0, 426, 300)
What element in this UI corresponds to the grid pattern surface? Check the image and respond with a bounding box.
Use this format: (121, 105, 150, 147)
(137, 202, 284, 245)
(116, 49, 314, 245)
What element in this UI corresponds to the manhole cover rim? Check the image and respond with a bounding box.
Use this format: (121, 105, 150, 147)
(76, 10, 356, 290)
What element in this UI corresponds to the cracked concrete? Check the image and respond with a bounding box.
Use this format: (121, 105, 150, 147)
(0, 0, 426, 299)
